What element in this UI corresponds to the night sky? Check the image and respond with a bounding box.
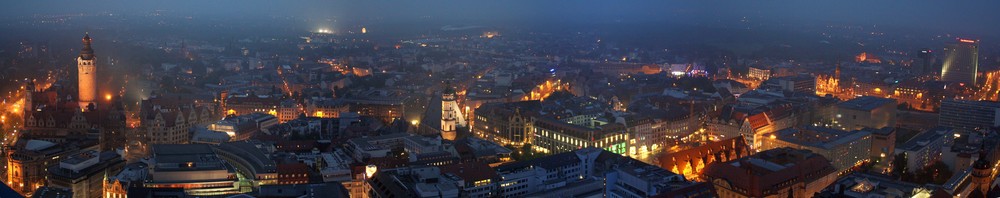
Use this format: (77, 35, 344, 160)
(6, 1, 1000, 36)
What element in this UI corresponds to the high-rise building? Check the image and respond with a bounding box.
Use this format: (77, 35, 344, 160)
(939, 99, 1000, 131)
(441, 85, 458, 140)
(77, 33, 98, 109)
(915, 48, 935, 75)
(941, 39, 979, 85)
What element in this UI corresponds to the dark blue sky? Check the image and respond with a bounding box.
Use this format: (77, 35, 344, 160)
(6, 1, 1000, 35)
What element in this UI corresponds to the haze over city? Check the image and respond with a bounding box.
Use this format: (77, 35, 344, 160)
(0, 1, 999, 198)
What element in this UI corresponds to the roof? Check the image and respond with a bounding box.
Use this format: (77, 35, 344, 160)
(703, 148, 836, 197)
(25, 139, 56, 151)
(837, 96, 896, 111)
(496, 150, 581, 172)
(657, 136, 751, 173)
(276, 163, 311, 175)
(439, 162, 499, 182)
(217, 141, 276, 173)
(898, 127, 952, 151)
(769, 127, 873, 150)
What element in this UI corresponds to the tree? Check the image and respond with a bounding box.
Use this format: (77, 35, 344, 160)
(892, 153, 908, 176)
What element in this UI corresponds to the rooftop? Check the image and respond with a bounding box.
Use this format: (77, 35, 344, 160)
(151, 144, 226, 171)
(837, 96, 896, 111)
(771, 127, 872, 150)
(898, 127, 953, 151)
(216, 141, 276, 173)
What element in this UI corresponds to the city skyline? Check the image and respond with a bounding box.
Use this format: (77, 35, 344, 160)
(0, 1, 999, 198)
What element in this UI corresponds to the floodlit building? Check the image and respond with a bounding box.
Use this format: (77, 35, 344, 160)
(835, 96, 896, 131)
(941, 39, 979, 85)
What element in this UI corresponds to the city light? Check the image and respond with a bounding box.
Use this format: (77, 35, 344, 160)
(2, 2, 997, 198)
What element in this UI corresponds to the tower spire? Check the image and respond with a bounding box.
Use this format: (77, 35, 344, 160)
(834, 62, 841, 80)
(80, 33, 95, 60)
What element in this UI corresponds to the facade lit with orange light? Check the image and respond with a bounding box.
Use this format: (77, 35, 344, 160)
(656, 136, 751, 181)
(521, 79, 568, 101)
(748, 66, 771, 81)
(6, 141, 87, 196)
(706, 104, 798, 150)
(77, 34, 98, 109)
(855, 52, 882, 64)
(305, 99, 348, 119)
(103, 179, 128, 198)
(893, 82, 934, 111)
(473, 101, 538, 146)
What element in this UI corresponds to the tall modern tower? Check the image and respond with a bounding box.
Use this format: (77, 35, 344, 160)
(915, 48, 934, 75)
(441, 85, 458, 140)
(941, 39, 979, 85)
(78, 33, 98, 109)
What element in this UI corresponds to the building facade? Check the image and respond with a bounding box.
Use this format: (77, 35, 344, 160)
(835, 96, 897, 131)
(939, 99, 1000, 132)
(941, 39, 979, 85)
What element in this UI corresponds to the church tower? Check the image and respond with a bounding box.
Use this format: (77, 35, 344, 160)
(77, 33, 98, 110)
(441, 84, 457, 140)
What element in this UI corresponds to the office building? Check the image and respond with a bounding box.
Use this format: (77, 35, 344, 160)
(939, 99, 1000, 131)
(915, 48, 935, 75)
(758, 127, 872, 172)
(766, 75, 816, 93)
(145, 144, 241, 196)
(836, 96, 897, 130)
(46, 150, 125, 198)
(895, 127, 953, 172)
(531, 116, 629, 154)
(941, 39, 979, 85)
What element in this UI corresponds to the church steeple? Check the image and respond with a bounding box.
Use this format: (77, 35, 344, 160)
(834, 62, 841, 80)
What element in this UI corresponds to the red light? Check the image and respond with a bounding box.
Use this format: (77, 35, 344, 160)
(959, 39, 976, 43)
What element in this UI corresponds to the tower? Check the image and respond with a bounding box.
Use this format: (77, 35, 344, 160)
(77, 33, 98, 110)
(972, 143, 993, 194)
(941, 38, 979, 85)
(23, 80, 34, 113)
(441, 84, 457, 140)
(834, 62, 841, 81)
(916, 48, 934, 75)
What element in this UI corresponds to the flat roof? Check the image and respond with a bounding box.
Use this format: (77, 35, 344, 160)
(837, 96, 895, 111)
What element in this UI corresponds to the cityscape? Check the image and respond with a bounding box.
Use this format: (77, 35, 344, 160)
(1, 1, 1000, 198)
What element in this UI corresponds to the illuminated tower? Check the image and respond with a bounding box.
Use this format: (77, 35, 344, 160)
(834, 62, 841, 81)
(941, 39, 979, 85)
(77, 33, 98, 110)
(441, 84, 457, 140)
(971, 144, 993, 194)
(916, 48, 934, 75)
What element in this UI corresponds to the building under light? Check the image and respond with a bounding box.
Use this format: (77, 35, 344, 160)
(941, 38, 979, 85)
